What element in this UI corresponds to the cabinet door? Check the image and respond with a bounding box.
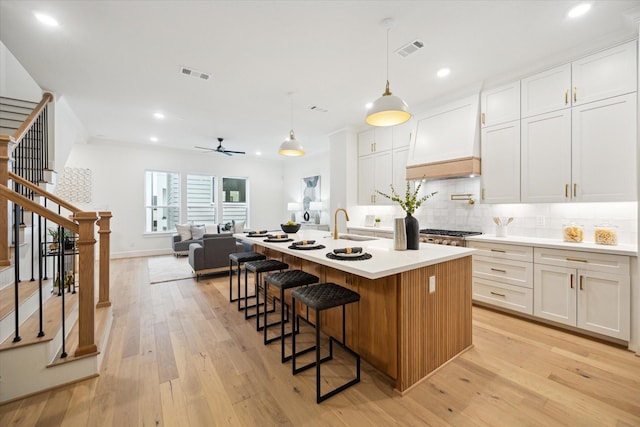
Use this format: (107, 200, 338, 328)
(392, 146, 409, 197)
(358, 154, 375, 204)
(374, 127, 393, 152)
(521, 63, 571, 117)
(572, 93, 637, 202)
(534, 264, 576, 327)
(480, 121, 520, 203)
(577, 269, 630, 340)
(358, 129, 375, 155)
(481, 81, 520, 127)
(521, 109, 571, 203)
(392, 121, 412, 148)
(572, 40, 637, 106)
(374, 151, 393, 205)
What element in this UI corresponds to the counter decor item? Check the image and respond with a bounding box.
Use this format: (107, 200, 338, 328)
(281, 221, 301, 233)
(562, 223, 584, 243)
(393, 217, 407, 250)
(493, 217, 513, 237)
(376, 180, 437, 250)
(594, 224, 618, 246)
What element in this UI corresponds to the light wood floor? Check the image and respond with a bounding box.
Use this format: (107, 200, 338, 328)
(1, 255, 639, 426)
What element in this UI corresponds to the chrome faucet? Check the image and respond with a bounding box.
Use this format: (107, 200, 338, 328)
(333, 208, 350, 239)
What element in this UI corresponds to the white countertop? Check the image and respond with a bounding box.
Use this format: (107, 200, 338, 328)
(236, 229, 475, 280)
(466, 234, 638, 257)
(347, 225, 393, 233)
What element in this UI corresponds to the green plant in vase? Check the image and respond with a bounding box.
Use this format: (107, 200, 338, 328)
(376, 180, 437, 250)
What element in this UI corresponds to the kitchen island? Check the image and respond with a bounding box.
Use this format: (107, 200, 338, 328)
(236, 229, 475, 393)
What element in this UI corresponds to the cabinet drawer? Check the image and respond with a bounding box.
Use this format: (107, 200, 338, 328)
(472, 278, 533, 315)
(473, 256, 533, 288)
(533, 247, 629, 275)
(467, 241, 533, 262)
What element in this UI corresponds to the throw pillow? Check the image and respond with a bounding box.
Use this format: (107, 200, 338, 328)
(233, 221, 245, 233)
(190, 224, 206, 240)
(204, 224, 219, 234)
(175, 224, 192, 241)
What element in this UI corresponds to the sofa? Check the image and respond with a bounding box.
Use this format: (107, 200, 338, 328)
(172, 222, 245, 256)
(188, 234, 248, 280)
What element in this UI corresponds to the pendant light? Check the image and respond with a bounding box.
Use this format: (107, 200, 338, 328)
(279, 93, 305, 156)
(365, 18, 411, 127)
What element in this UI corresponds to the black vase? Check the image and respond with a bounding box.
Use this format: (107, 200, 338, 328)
(405, 213, 420, 250)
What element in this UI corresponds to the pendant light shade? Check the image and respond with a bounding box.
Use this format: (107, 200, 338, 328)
(279, 93, 305, 157)
(279, 129, 305, 156)
(365, 19, 411, 127)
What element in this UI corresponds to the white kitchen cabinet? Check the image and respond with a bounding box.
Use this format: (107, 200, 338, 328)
(480, 120, 520, 203)
(521, 109, 571, 203)
(521, 63, 571, 118)
(572, 40, 637, 106)
(571, 93, 637, 202)
(392, 121, 412, 148)
(358, 127, 392, 155)
(358, 151, 392, 205)
(391, 146, 409, 196)
(533, 248, 630, 340)
(481, 81, 520, 127)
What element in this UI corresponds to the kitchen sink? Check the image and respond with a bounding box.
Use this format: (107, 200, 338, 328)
(337, 234, 378, 242)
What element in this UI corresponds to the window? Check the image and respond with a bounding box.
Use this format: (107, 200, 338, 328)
(222, 177, 248, 226)
(187, 174, 216, 223)
(145, 170, 180, 232)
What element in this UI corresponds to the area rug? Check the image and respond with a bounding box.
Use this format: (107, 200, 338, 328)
(147, 255, 194, 284)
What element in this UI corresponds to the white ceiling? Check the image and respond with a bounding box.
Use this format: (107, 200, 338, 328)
(1, 1, 639, 160)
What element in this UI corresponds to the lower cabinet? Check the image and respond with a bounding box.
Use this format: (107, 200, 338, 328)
(533, 248, 630, 340)
(469, 241, 631, 341)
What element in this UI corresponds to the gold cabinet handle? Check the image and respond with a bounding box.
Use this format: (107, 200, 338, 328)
(565, 89, 569, 105)
(481, 188, 485, 200)
(579, 275, 584, 290)
(490, 268, 507, 273)
(573, 87, 577, 103)
(573, 183, 577, 197)
(481, 112, 486, 125)
(490, 249, 506, 253)
(490, 291, 506, 297)
(565, 184, 568, 198)
(570, 273, 574, 289)
(566, 257, 588, 263)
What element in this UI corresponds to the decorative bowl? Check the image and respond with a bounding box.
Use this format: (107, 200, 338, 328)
(281, 223, 301, 233)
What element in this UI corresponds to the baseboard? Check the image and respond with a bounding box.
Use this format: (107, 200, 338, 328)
(111, 248, 173, 259)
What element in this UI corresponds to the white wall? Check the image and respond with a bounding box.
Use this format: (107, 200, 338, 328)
(0, 41, 41, 101)
(65, 140, 285, 258)
(282, 149, 331, 226)
(53, 95, 89, 171)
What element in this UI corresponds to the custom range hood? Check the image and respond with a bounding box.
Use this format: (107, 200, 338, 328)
(405, 94, 481, 180)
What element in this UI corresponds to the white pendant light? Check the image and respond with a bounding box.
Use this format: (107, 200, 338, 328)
(366, 18, 411, 127)
(279, 94, 305, 156)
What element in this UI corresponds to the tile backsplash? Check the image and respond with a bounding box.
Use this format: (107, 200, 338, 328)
(353, 177, 638, 245)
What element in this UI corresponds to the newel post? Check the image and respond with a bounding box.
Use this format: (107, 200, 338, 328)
(96, 211, 112, 308)
(0, 135, 13, 267)
(74, 211, 98, 357)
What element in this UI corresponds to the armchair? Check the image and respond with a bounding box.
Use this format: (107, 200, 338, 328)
(188, 234, 247, 280)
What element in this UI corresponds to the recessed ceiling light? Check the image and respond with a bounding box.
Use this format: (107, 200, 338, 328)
(437, 68, 451, 78)
(255, 151, 262, 156)
(365, 102, 373, 110)
(34, 12, 59, 27)
(153, 112, 165, 120)
(568, 3, 591, 18)
(150, 136, 159, 142)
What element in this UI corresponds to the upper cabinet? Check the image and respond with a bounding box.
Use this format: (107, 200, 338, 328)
(480, 121, 521, 204)
(481, 81, 520, 127)
(358, 127, 392, 155)
(572, 40, 637, 106)
(521, 64, 571, 118)
(392, 121, 412, 148)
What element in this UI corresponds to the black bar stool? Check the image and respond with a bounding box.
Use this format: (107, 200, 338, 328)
(228, 252, 266, 310)
(244, 259, 288, 328)
(291, 282, 360, 404)
(263, 270, 319, 363)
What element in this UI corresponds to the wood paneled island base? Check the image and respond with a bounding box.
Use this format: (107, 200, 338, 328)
(253, 244, 473, 393)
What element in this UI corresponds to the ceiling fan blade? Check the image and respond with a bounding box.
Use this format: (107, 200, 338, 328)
(194, 146, 215, 151)
(225, 150, 246, 155)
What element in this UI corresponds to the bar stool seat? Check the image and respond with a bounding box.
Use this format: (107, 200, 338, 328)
(291, 282, 360, 404)
(263, 270, 319, 363)
(229, 252, 266, 311)
(244, 259, 288, 328)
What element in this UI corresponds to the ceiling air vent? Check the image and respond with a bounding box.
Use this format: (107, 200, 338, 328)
(179, 66, 212, 81)
(309, 105, 328, 113)
(395, 39, 424, 58)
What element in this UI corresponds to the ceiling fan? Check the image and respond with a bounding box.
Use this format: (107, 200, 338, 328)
(195, 137, 245, 156)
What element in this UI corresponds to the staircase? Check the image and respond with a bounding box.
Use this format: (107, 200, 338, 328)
(0, 94, 113, 404)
